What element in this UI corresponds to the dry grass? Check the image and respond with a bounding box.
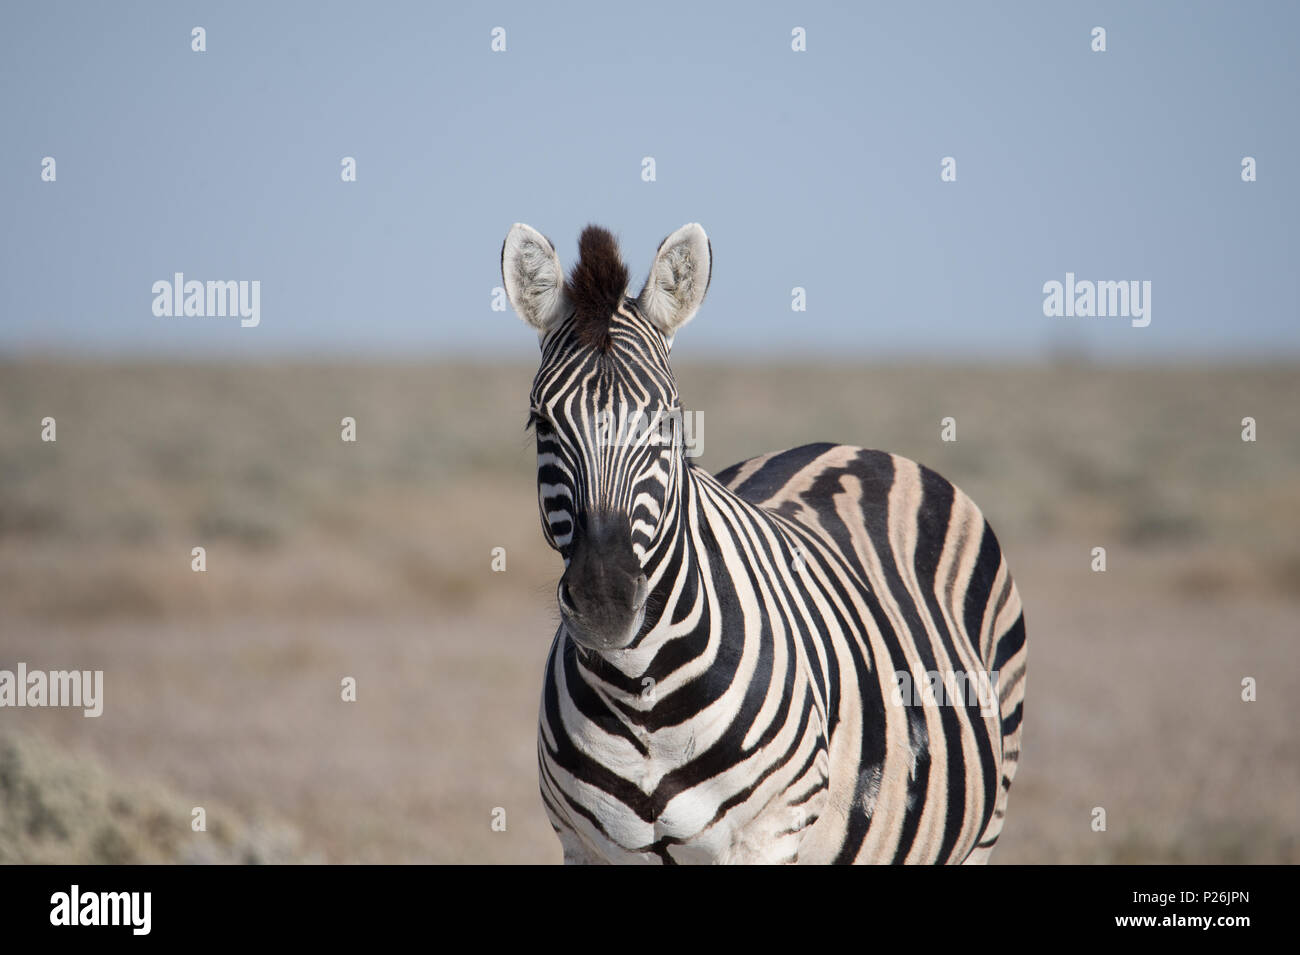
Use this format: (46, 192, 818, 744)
(0, 359, 1296, 863)
(0, 730, 312, 864)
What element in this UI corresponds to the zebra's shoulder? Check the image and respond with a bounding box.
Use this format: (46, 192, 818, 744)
(712, 442, 844, 503)
(710, 443, 992, 535)
(713, 442, 954, 501)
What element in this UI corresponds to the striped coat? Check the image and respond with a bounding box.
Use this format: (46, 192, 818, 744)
(501, 221, 1026, 864)
(538, 442, 1026, 864)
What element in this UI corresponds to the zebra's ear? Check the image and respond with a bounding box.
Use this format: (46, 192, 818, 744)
(637, 223, 711, 338)
(501, 223, 569, 335)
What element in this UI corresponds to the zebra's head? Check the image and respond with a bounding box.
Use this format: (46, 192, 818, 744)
(501, 222, 711, 651)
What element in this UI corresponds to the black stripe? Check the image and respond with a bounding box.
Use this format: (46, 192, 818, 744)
(993, 614, 1027, 672)
(1001, 701, 1024, 737)
(727, 443, 838, 503)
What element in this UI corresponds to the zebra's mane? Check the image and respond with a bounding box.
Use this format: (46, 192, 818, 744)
(566, 225, 630, 351)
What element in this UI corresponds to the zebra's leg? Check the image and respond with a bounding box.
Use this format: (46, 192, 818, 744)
(720, 787, 823, 865)
(558, 828, 610, 865)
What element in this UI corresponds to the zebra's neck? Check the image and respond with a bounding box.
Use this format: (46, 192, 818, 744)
(579, 459, 751, 677)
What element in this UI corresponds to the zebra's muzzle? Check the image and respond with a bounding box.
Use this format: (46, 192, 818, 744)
(558, 572, 649, 651)
(557, 513, 649, 651)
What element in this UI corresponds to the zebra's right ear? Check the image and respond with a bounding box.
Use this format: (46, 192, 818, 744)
(501, 223, 569, 335)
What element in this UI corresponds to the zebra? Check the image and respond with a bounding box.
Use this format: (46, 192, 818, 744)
(500, 222, 1027, 864)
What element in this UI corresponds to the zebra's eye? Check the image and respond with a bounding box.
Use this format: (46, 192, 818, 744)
(528, 411, 554, 436)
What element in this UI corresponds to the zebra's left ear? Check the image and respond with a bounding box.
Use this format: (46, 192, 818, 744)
(637, 223, 711, 339)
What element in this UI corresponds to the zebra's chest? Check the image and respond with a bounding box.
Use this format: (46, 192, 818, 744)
(563, 714, 829, 865)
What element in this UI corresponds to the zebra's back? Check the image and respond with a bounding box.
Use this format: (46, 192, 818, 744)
(712, 442, 1027, 863)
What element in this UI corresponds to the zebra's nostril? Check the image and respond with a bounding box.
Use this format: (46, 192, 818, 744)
(557, 581, 578, 616)
(632, 574, 649, 611)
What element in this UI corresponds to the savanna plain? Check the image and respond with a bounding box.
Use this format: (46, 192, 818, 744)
(1, 360, 1296, 863)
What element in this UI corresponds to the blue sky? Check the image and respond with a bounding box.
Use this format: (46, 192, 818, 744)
(1, 1, 1296, 360)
